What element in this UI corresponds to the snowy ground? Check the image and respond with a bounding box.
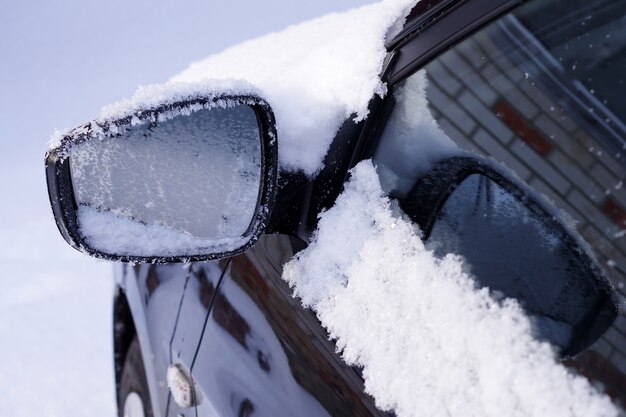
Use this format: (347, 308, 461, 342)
(0, 1, 372, 415)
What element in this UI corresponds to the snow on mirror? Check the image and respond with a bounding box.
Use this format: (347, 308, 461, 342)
(69, 105, 262, 258)
(428, 174, 605, 355)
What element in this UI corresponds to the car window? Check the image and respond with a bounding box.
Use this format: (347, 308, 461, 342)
(373, 0, 626, 402)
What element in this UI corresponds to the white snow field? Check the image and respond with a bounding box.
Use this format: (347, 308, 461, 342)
(0, 1, 373, 415)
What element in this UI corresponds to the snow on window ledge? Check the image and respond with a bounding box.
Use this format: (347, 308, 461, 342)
(283, 160, 618, 417)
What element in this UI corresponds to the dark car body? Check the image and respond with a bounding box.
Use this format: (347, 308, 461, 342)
(98, 0, 626, 415)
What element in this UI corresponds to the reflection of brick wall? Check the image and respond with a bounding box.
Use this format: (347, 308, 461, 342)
(425, 30, 626, 407)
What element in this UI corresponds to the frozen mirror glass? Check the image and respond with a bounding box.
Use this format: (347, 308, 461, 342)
(428, 174, 607, 354)
(69, 104, 263, 258)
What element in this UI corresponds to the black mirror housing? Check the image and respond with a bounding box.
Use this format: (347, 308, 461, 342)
(400, 156, 619, 357)
(45, 94, 278, 263)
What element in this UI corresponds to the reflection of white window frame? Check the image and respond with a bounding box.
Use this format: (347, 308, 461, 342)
(494, 14, 626, 157)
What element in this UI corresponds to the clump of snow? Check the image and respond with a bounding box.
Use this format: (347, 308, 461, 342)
(78, 206, 250, 257)
(283, 160, 618, 417)
(172, 0, 417, 176)
(167, 364, 202, 408)
(98, 79, 261, 122)
(48, 79, 261, 151)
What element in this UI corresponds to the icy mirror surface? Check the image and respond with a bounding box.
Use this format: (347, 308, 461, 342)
(428, 174, 598, 350)
(70, 105, 262, 257)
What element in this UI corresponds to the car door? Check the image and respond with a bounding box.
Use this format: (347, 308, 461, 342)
(125, 263, 192, 415)
(189, 234, 387, 417)
(167, 259, 231, 417)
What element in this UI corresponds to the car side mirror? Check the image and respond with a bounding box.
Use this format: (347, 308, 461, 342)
(45, 93, 278, 263)
(400, 156, 618, 357)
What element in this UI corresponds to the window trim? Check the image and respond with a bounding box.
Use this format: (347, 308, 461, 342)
(386, 0, 521, 86)
(349, 0, 523, 171)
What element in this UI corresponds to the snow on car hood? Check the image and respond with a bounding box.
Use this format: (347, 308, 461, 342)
(172, 0, 416, 175)
(51, 0, 414, 175)
(284, 161, 618, 417)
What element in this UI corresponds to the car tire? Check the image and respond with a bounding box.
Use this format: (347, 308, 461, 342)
(118, 337, 154, 417)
